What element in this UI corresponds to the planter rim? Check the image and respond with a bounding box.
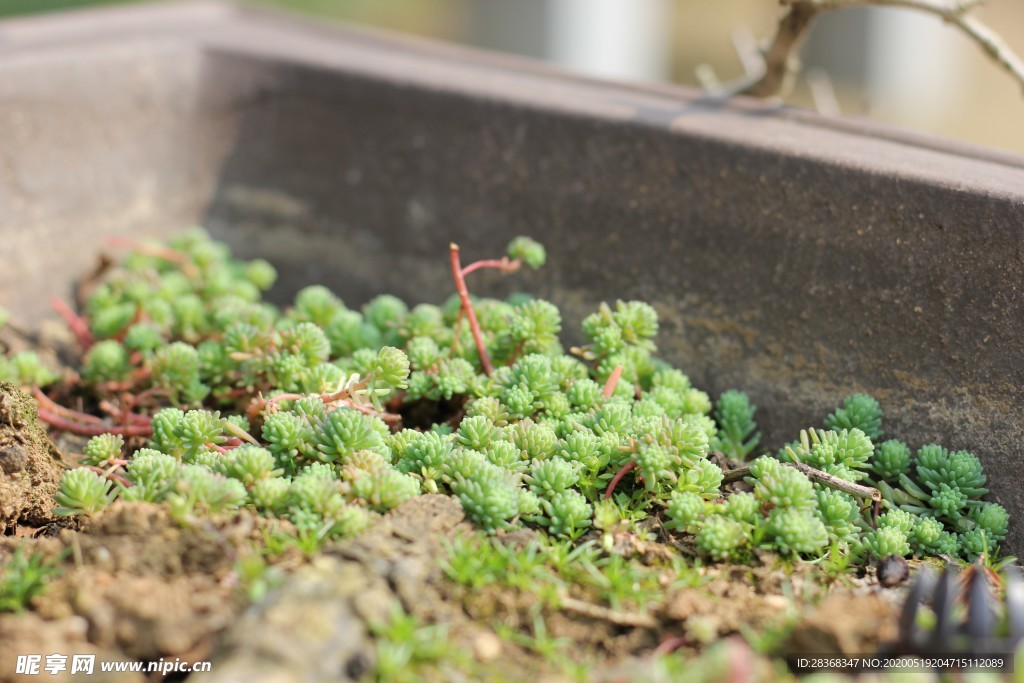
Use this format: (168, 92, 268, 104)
(2, 0, 1024, 201)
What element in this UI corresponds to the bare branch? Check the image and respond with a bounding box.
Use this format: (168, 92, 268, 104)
(558, 591, 659, 628)
(722, 460, 883, 502)
(732, 0, 1024, 98)
(736, 1, 821, 97)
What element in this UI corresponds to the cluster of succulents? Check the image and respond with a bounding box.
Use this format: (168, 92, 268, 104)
(658, 392, 1010, 563)
(22, 229, 1007, 564)
(0, 351, 59, 387)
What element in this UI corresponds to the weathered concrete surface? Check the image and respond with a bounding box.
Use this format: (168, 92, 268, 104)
(0, 2, 1022, 553)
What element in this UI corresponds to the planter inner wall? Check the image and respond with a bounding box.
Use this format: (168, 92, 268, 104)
(2, 3, 1024, 555)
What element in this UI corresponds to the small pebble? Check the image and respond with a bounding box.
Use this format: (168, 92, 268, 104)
(473, 631, 503, 663)
(0, 444, 28, 474)
(877, 555, 910, 588)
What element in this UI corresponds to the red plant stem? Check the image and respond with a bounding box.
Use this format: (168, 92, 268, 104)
(85, 465, 131, 488)
(653, 635, 691, 657)
(222, 420, 259, 445)
(128, 386, 164, 407)
(38, 409, 152, 437)
(50, 297, 94, 349)
(341, 399, 403, 424)
(601, 364, 624, 398)
(604, 461, 637, 500)
(266, 392, 304, 405)
(246, 398, 269, 425)
(449, 243, 494, 376)
(106, 236, 199, 279)
(460, 257, 521, 277)
(106, 237, 186, 265)
(96, 367, 151, 394)
(32, 388, 105, 425)
(98, 400, 152, 425)
(257, 387, 402, 425)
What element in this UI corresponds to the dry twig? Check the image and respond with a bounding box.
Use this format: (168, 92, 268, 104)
(722, 459, 882, 502)
(558, 591, 659, 628)
(729, 0, 1024, 98)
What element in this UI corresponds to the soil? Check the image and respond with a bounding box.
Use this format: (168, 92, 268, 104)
(0, 382, 66, 535)
(0, 380, 910, 683)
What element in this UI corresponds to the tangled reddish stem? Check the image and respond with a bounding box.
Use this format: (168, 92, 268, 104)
(34, 388, 152, 436)
(249, 391, 401, 426)
(50, 297, 94, 349)
(98, 400, 152, 426)
(106, 236, 198, 278)
(32, 388, 105, 425)
(38, 409, 152, 437)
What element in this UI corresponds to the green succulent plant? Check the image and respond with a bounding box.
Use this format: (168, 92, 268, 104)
(696, 516, 748, 560)
(871, 439, 912, 481)
(14, 229, 1005, 571)
(862, 526, 911, 559)
(665, 491, 706, 533)
(0, 352, 59, 387)
(825, 393, 883, 440)
(54, 469, 116, 516)
(711, 390, 760, 461)
(81, 433, 125, 467)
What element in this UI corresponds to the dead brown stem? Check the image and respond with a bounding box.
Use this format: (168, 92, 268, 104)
(722, 459, 882, 502)
(558, 590, 658, 628)
(738, 0, 1024, 98)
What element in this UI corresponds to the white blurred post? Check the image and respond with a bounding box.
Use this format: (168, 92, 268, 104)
(545, 0, 672, 82)
(864, 7, 966, 126)
(466, 0, 671, 83)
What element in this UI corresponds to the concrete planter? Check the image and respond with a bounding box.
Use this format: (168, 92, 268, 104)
(2, 1, 1023, 554)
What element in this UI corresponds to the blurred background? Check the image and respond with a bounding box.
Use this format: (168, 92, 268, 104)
(4, 0, 1024, 155)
